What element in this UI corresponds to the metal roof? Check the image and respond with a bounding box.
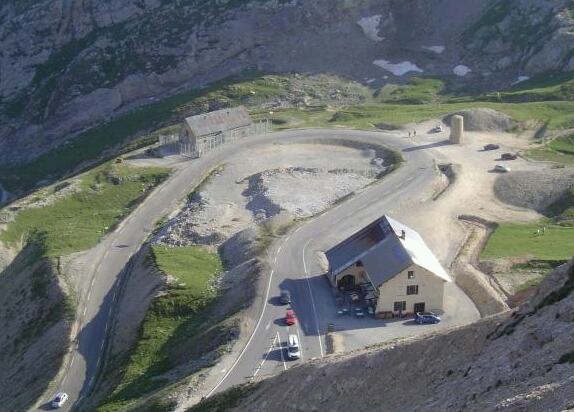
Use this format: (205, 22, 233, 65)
(184, 106, 252, 137)
(326, 215, 451, 285)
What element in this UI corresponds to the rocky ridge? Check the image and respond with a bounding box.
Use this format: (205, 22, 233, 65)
(3, 0, 574, 166)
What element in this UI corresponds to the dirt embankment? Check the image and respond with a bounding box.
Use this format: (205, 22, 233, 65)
(451, 216, 509, 317)
(196, 259, 574, 412)
(494, 169, 574, 213)
(0, 242, 73, 411)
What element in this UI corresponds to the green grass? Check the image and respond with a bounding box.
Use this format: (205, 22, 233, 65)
(376, 77, 445, 104)
(525, 133, 574, 164)
(490, 71, 574, 102)
(261, 101, 574, 131)
(0, 163, 169, 256)
(482, 223, 574, 260)
(97, 245, 222, 412)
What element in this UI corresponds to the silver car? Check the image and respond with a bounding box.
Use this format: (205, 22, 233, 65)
(51, 392, 68, 408)
(494, 164, 511, 173)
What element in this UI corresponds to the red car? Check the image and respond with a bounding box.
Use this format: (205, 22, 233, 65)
(285, 309, 297, 326)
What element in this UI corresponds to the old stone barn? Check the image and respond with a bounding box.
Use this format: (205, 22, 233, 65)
(179, 106, 253, 157)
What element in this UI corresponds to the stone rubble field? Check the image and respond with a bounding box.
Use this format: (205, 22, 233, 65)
(153, 143, 386, 248)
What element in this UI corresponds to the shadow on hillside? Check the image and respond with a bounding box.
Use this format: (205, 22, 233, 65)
(402, 139, 452, 152)
(0, 239, 70, 411)
(73, 271, 122, 407)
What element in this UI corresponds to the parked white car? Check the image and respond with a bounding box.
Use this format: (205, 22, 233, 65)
(51, 392, 68, 408)
(287, 334, 301, 359)
(494, 164, 511, 173)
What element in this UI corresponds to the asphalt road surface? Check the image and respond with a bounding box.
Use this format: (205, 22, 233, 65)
(205, 130, 466, 394)
(44, 129, 477, 411)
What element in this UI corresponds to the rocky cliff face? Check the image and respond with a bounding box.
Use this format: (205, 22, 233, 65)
(1, 0, 574, 166)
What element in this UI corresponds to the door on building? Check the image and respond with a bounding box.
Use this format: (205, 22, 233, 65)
(413, 302, 426, 313)
(338, 275, 355, 291)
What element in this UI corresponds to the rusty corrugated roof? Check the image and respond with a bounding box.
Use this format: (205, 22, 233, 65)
(184, 106, 252, 137)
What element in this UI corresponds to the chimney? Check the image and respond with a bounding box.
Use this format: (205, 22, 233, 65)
(400, 230, 406, 239)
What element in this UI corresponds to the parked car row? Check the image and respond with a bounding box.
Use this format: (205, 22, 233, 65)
(483, 144, 517, 173)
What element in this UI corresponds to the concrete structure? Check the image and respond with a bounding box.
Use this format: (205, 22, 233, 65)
(179, 106, 253, 156)
(450, 115, 464, 144)
(325, 215, 451, 317)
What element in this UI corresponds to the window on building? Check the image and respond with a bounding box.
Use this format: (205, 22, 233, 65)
(407, 270, 415, 279)
(393, 301, 406, 312)
(406, 285, 419, 295)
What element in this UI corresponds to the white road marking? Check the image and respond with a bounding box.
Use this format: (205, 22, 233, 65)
(253, 334, 278, 378)
(206, 268, 276, 397)
(294, 227, 302, 233)
(296, 326, 304, 361)
(265, 321, 271, 331)
(302, 238, 324, 358)
(277, 331, 287, 371)
(277, 244, 282, 254)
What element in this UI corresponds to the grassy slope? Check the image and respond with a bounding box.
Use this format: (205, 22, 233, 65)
(5, 72, 574, 195)
(264, 101, 574, 131)
(0, 74, 290, 194)
(0, 163, 169, 256)
(97, 245, 222, 412)
(483, 185, 574, 262)
(482, 224, 574, 260)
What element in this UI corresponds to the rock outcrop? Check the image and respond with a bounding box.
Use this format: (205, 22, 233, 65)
(2, 0, 574, 166)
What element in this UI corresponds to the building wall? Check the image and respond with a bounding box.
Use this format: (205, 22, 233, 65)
(179, 123, 197, 148)
(375, 264, 445, 315)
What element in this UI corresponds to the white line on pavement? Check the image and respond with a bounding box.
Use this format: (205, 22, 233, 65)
(206, 268, 276, 397)
(296, 326, 304, 361)
(302, 238, 324, 358)
(277, 245, 282, 254)
(254, 334, 279, 378)
(277, 331, 287, 371)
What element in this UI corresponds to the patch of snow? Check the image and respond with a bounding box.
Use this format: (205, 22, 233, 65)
(513, 76, 530, 85)
(373, 60, 424, 76)
(357, 15, 384, 42)
(366, 78, 377, 84)
(423, 45, 445, 54)
(453, 65, 472, 76)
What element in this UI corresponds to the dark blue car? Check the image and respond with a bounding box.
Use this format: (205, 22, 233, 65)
(415, 312, 441, 324)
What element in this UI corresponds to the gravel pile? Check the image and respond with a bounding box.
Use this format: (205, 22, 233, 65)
(154, 192, 239, 247)
(493, 169, 574, 213)
(244, 167, 378, 219)
(444, 108, 515, 132)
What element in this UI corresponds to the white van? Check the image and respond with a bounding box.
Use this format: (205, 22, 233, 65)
(287, 334, 301, 360)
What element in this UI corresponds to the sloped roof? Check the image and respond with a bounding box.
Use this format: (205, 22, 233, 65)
(326, 215, 451, 285)
(184, 106, 252, 137)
